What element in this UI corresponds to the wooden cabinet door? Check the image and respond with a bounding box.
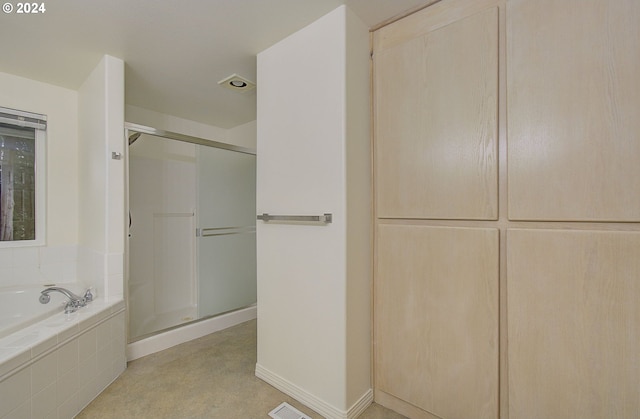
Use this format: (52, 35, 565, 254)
(507, 229, 640, 419)
(374, 3, 498, 220)
(507, 0, 640, 221)
(376, 225, 499, 419)
(373, 1, 501, 418)
(506, 2, 640, 417)
(374, 0, 640, 418)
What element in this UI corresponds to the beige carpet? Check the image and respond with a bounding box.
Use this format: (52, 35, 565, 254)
(76, 320, 406, 419)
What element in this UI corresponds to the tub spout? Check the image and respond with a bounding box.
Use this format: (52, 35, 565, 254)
(40, 287, 87, 313)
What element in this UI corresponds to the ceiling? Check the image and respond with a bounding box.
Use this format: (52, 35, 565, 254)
(0, 0, 432, 129)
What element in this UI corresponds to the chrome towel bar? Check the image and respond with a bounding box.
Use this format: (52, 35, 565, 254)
(257, 213, 332, 223)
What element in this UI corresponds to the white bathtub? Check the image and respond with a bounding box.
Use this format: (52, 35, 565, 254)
(0, 285, 126, 419)
(0, 285, 75, 339)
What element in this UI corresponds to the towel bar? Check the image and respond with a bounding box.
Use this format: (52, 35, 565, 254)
(257, 213, 332, 223)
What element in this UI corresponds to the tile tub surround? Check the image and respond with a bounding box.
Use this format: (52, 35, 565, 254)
(0, 298, 125, 419)
(0, 245, 79, 288)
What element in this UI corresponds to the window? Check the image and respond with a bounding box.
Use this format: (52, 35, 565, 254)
(0, 107, 46, 247)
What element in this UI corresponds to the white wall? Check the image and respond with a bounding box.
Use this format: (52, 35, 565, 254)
(0, 72, 79, 287)
(256, 6, 371, 419)
(125, 104, 225, 141)
(227, 120, 257, 149)
(126, 105, 256, 149)
(0, 72, 79, 246)
(0, 56, 125, 297)
(344, 7, 372, 406)
(78, 61, 107, 253)
(78, 55, 125, 297)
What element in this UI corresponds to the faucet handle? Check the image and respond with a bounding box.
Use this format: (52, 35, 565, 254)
(83, 288, 94, 302)
(64, 300, 82, 314)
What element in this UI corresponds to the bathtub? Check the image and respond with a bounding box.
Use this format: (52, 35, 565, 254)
(0, 285, 74, 339)
(0, 284, 126, 419)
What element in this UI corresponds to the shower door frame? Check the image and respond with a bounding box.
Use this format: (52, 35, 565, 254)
(123, 122, 257, 345)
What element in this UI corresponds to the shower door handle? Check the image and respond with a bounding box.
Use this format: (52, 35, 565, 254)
(197, 226, 256, 237)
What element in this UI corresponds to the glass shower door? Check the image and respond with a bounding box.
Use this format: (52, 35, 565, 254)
(197, 146, 256, 318)
(128, 135, 198, 340)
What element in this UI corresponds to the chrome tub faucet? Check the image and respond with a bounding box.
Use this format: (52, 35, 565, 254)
(39, 286, 93, 314)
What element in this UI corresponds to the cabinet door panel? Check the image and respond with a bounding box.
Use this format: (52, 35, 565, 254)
(507, 0, 640, 221)
(375, 225, 499, 419)
(375, 8, 498, 220)
(507, 229, 640, 419)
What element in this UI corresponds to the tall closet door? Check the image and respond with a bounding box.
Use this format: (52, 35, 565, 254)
(506, 0, 640, 417)
(373, 1, 501, 418)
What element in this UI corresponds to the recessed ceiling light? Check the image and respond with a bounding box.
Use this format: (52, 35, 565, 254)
(218, 74, 255, 92)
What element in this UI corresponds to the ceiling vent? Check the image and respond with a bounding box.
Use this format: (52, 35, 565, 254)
(218, 73, 256, 92)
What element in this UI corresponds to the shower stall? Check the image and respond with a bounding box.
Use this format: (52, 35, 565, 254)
(125, 124, 256, 342)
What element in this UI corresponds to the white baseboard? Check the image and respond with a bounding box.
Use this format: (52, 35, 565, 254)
(127, 305, 257, 361)
(347, 389, 374, 419)
(255, 363, 373, 419)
